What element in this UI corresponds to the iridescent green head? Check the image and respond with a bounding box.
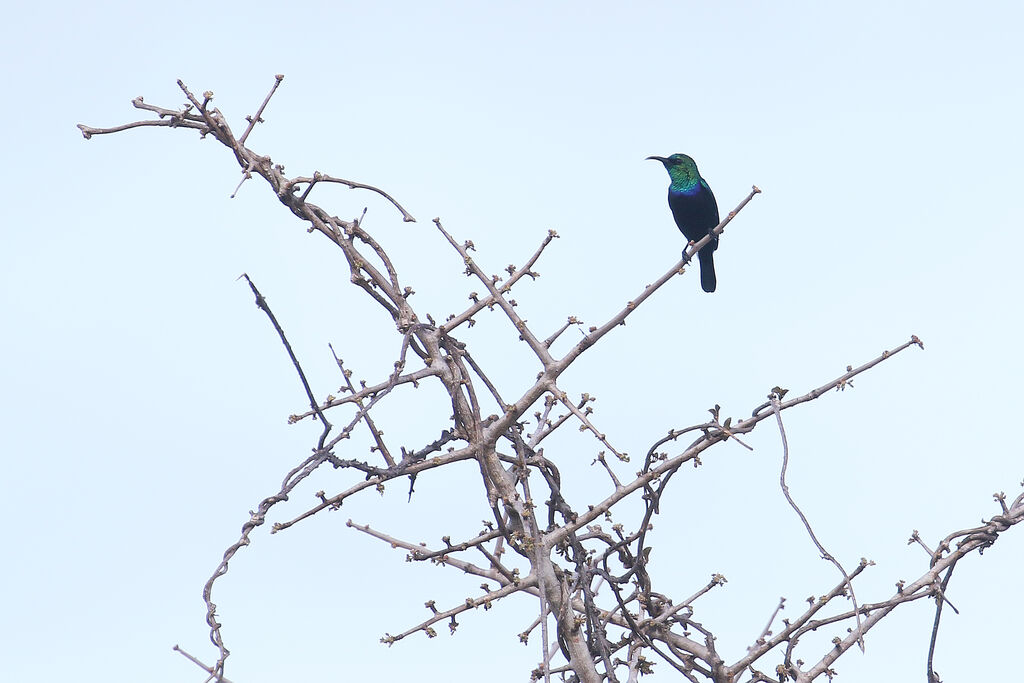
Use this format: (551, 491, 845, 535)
(646, 153, 701, 192)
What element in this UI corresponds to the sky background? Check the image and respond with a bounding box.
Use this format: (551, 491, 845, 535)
(2, 2, 1023, 682)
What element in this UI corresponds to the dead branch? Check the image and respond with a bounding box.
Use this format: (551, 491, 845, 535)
(78, 78, 1021, 683)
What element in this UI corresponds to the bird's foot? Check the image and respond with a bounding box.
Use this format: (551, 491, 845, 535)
(681, 242, 695, 264)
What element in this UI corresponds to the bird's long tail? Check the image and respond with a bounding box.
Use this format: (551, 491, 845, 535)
(697, 249, 716, 293)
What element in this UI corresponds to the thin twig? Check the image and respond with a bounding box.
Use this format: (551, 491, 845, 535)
(239, 74, 284, 145)
(329, 344, 395, 467)
(770, 393, 864, 652)
(239, 274, 332, 449)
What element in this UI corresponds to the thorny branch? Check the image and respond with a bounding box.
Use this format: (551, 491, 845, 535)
(79, 78, 1023, 683)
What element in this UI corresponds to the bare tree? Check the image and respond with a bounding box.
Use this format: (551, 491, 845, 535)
(79, 77, 1023, 683)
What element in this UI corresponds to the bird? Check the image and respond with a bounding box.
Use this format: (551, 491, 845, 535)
(647, 153, 720, 293)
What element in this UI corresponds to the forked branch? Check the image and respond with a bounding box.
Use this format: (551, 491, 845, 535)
(78, 78, 1020, 683)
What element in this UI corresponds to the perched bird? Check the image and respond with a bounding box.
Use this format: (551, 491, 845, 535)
(647, 153, 720, 293)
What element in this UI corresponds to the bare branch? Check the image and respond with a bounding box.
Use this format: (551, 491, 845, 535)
(288, 173, 416, 223)
(239, 274, 332, 449)
(80, 77, 1018, 683)
(329, 345, 395, 467)
(441, 229, 559, 334)
(555, 186, 762, 372)
(238, 74, 284, 145)
(552, 388, 628, 462)
(770, 393, 864, 652)
(433, 218, 555, 366)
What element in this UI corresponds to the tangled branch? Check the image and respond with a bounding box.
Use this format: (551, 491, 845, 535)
(79, 77, 1022, 683)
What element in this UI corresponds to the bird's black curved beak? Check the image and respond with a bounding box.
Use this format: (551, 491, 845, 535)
(646, 155, 669, 163)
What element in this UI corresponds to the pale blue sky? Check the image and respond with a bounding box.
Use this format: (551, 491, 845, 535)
(2, 2, 1022, 682)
